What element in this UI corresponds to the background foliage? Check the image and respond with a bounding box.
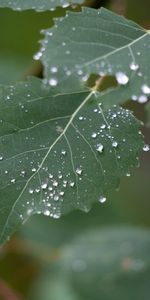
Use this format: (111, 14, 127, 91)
(0, 0, 150, 299)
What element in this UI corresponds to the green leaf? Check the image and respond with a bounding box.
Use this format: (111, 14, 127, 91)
(0, 77, 143, 244)
(41, 7, 150, 105)
(59, 227, 150, 300)
(0, 0, 83, 11)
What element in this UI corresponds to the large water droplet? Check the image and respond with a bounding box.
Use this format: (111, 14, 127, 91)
(138, 95, 148, 103)
(141, 84, 150, 95)
(116, 72, 129, 85)
(48, 78, 58, 87)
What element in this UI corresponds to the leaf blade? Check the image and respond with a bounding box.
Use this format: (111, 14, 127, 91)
(0, 77, 143, 244)
(41, 7, 150, 107)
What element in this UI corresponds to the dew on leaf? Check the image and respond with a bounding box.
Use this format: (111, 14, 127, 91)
(91, 132, 97, 139)
(29, 189, 34, 194)
(44, 210, 50, 216)
(112, 141, 118, 148)
(33, 51, 42, 61)
(50, 66, 58, 73)
(53, 180, 59, 187)
(61, 150, 67, 156)
(141, 84, 150, 95)
(41, 182, 48, 189)
(0, 156, 3, 161)
(99, 195, 107, 203)
(126, 173, 131, 177)
(11, 179, 16, 184)
(116, 72, 129, 85)
(131, 95, 138, 101)
(143, 144, 150, 152)
(54, 195, 59, 201)
(96, 143, 104, 153)
(138, 95, 148, 103)
(76, 167, 83, 175)
(129, 62, 139, 71)
(48, 78, 58, 87)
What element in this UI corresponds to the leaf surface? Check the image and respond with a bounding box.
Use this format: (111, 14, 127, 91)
(0, 77, 143, 244)
(0, 0, 83, 11)
(41, 7, 150, 107)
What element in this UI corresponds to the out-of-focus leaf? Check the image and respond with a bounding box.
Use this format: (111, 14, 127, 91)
(0, 77, 143, 244)
(59, 227, 150, 300)
(0, 0, 83, 11)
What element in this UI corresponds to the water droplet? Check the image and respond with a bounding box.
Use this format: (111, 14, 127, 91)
(96, 143, 104, 153)
(53, 180, 58, 187)
(48, 78, 58, 87)
(101, 124, 106, 129)
(138, 95, 148, 103)
(129, 62, 139, 71)
(131, 95, 138, 101)
(54, 195, 59, 201)
(33, 51, 42, 60)
(141, 84, 150, 95)
(61, 150, 67, 156)
(51, 66, 58, 73)
(99, 195, 107, 203)
(70, 181, 75, 187)
(91, 132, 97, 139)
(0, 156, 3, 161)
(126, 173, 131, 177)
(76, 167, 83, 175)
(44, 210, 50, 216)
(112, 141, 118, 148)
(29, 188, 34, 194)
(79, 116, 84, 121)
(41, 182, 48, 189)
(11, 178, 16, 184)
(143, 144, 149, 152)
(116, 72, 129, 85)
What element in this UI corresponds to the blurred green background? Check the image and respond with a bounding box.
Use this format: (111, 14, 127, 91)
(0, 0, 150, 299)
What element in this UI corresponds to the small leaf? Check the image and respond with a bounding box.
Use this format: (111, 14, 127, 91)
(0, 77, 143, 244)
(41, 7, 150, 104)
(59, 227, 150, 300)
(0, 0, 83, 11)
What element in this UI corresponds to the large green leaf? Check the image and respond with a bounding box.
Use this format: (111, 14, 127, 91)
(58, 227, 150, 300)
(0, 0, 83, 11)
(0, 77, 143, 244)
(41, 7, 150, 105)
